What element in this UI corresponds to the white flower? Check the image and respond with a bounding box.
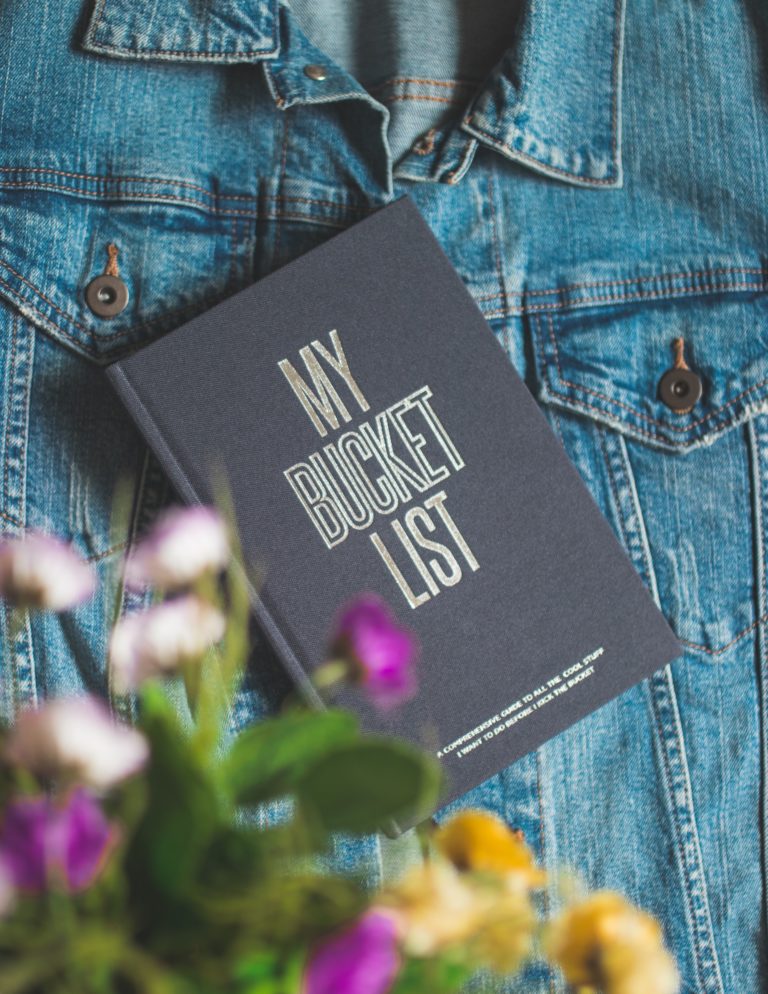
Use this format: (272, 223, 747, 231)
(0, 532, 95, 611)
(5, 696, 149, 790)
(109, 595, 226, 692)
(124, 506, 229, 591)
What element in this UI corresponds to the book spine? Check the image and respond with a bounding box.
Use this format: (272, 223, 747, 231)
(105, 362, 323, 710)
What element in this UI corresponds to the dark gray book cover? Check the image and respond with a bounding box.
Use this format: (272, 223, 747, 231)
(107, 197, 680, 811)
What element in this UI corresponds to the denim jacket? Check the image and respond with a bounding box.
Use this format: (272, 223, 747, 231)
(0, 0, 765, 990)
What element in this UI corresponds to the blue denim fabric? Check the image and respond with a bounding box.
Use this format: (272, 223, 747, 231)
(0, 0, 765, 990)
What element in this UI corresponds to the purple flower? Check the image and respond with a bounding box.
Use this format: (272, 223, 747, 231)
(0, 532, 95, 611)
(6, 696, 148, 790)
(0, 789, 117, 893)
(331, 595, 418, 710)
(125, 506, 230, 591)
(304, 910, 401, 994)
(109, 594, 226, 692)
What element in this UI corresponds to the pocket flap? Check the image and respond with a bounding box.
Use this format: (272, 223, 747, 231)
(82, 0, 279, 63)
(0, 189, 238, 363)
(531, 292, 768, 451)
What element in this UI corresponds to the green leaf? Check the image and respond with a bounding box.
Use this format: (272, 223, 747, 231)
(296, 738, 442, 834)
(389, 955, 476, 994)
(207, 873, 364, 948)
(222, 709, 359, 805)
(126, 684, 222, 901)
(196, 825, 266, 893)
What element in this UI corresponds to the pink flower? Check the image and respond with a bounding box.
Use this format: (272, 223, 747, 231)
(304, 911, 401, 994)
(0, 532, 94, 611)
(0, 788, 117, 893)
(109, 594, 226, 692)
(332, 595, 418, 710)
(125, 506, 229, 591)
(5, 696, 148, 790)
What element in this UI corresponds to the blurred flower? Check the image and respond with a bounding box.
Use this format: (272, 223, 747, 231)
(544, 891, 679, 994)
(124, 506, 229, 591)
(330, 595, 417, 709)
(304, 909, 400, 994)
(435, 810, 545, 886)
(0, 788, 117, 893)
(468, 890, 536, 974)
(5, 695, 148, 790)
(109, 594, 226, 692)
(0, 532, 94, 611)
(380, 862, 485, 956)
(380, 861, 535, 972)
(0, 862, 14, 918)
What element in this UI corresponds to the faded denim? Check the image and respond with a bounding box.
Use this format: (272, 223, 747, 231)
(0, 0, 765, 990)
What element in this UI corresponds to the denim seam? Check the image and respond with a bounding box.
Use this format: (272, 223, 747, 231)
(85, 0, 277, 58)
(368, 77, 478, 92)
(1, 311, 36, 709)
(487, 173, 508, 321)
(0, 166, 224, 200)
(678, 614, 768, 656)
(460, 122, 618, 185)
(542, 268, 768, 295)
(602, 430, 725, 993)
(379, 94, 464, 106)
(85, 42, 277, 59)
(2, 311, 32, 531)
(746, 416, 768, 953)
(3, 313, 20, 527)
(534, 312, 768, 443)
(229, 215, 239, 287)
(4, 603, 36, 713)
(87, 541, 127, 564)
(0, 263, 91, 333)
(525, 280, 768, 313)
(478, 269, 768, 317)
(0, 182, 261, 216)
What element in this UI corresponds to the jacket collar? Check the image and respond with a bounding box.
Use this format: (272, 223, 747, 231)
(462, 0, 626, 188)
(82, 0, 624, 189)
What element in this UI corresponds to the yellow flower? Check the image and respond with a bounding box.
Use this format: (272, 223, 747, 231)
(379, 863, 484, 956)
(378, 861, 536, 973)
(467, 888, 536, 973)
(434, 810, 545, 886)
(543, 891, 679, 994)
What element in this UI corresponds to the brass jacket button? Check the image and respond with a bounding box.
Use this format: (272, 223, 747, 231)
(658, 337, 702, 413)
(303, 64, 329, 81)
(85, 273, 129, 318)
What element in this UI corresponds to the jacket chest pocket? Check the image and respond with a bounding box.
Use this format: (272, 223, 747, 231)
(0, 191, 246, 364)
(530, 292, 768, 661)
(0, 189, 250, 560)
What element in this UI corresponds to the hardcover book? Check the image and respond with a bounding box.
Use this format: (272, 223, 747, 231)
(107, 197, 680, 814)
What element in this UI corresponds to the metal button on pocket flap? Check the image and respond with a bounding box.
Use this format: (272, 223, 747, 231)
(531, 292, 768, 453)
(658, 338, 703, 413)
(85, 244, 129, 318)
(86, 275, 129, 318)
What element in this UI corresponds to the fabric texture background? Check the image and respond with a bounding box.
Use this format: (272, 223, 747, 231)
(0, 0, 765, 990)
